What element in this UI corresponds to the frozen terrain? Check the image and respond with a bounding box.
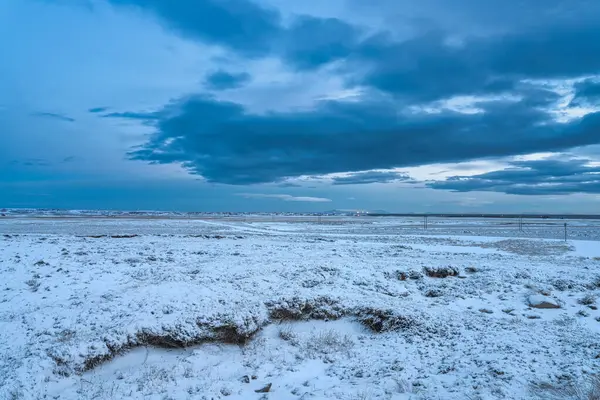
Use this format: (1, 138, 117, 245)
(1, 216, 599, 399)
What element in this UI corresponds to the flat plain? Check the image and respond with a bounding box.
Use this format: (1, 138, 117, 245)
(1, 216, 599, 399)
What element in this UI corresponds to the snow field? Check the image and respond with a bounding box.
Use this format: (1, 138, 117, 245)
(1, 219, 599, 399)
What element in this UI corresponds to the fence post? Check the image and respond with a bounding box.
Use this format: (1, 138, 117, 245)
(519, 216, 523, 231)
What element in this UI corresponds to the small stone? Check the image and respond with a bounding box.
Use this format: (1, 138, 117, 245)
(252, 375, 258, 380)
(479, 309, 494, 314)
(240, 375, 250, 384)
(255, 383, 272, 393)
(528, 295, 560, 309)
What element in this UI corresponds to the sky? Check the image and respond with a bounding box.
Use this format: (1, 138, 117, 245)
(1, 0, 600, 213)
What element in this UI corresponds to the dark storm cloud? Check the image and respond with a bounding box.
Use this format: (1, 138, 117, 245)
(331, 171, 412, 185)
(354, 23, 600, 102)
(282, 16, 361, 70)
(104, 0, 600, 190)
(107, 0, 600, 100)
(108, 0, 362, 68)
(31, 112, 75, 123)
(349, 0, 600, 33)
(205, 70, 251, 90)
(108, 0, 281, 56)
(108, 92, 600, 185)
(88, 107, 109, 113)
(570, 79, 600, 107)
(428, 158, 600, 195)
(10, 158, 51, 167)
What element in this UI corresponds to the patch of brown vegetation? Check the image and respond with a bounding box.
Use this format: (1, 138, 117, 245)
(355, 308, 420, 333)
(77, 318, 264, 373)
(266, 296, 345, 321)
(423, 266, 459, 278)
(186, 234, 227, 239)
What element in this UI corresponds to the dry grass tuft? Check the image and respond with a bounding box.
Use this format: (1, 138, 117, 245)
(532, 375, 600, 400)
(277, 323, 298, 344)
(304, 329, 354, 356)
(579, 295, 596, 306)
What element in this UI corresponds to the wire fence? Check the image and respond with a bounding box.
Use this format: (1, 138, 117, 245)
(203, 215, 600, 241)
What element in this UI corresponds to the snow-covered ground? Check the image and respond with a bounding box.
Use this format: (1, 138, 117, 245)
(1, 217, 599, 399)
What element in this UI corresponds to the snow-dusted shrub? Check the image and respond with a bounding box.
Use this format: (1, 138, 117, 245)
(25, 278, 41, 292)
(266, 296, 345, 320)
(586, 276, 600, 290)
(423, 266, 459, 278)
(553, 279, 584, 292)
(355, 308, 421, 333)
(386, 270, 423, 281)
(579, 294, 596, 306)
(514, 271, 532, 280)
(424, 288, 443, 298)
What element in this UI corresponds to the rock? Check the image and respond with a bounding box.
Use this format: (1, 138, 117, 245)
(479, 309, 493, 314)
(528, 295, 560, 309)
(240, 375, 250, 384)
(255, 383, 272, 393)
